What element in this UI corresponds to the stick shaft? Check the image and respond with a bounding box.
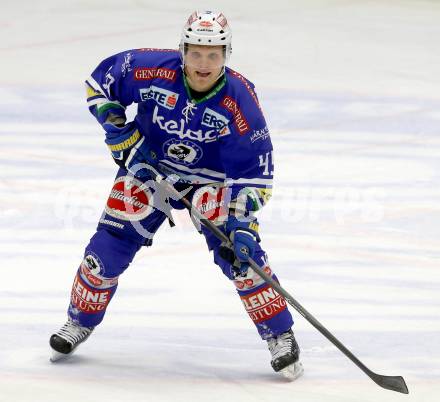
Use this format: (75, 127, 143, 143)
(155, 177, 408, 394)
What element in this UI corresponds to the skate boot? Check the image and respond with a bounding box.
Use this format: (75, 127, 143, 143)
(267, 329, 304, 381)
(49, 318, 94, 362)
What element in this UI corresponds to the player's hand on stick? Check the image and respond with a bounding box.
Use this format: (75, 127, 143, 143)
(224, 216, 260, 277)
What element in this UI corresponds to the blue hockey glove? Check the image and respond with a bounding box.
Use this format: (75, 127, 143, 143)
(105, 123, 158, 179)
(105, 122, 141, 166)
(223, 216, 260, 277)
(124, 137, 160, 180)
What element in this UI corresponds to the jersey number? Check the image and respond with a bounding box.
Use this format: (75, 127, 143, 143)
(259, 151, 274, 176)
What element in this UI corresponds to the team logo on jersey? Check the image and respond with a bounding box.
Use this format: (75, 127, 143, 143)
(152, 105, 217, 143)
(105, 176, 153, 221)
(163, 139, 203, 166)
(201, 108, 231, 136)
(220, 96, 250, 135)
(139, 86, 179, 110)
(134, 67, 177, 82)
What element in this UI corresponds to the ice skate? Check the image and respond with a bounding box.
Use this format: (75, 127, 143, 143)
(49, 318, 94, 362)
(267, 329, 304, 381)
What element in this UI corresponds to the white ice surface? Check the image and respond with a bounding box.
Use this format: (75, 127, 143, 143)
(1, 1, 440, 401)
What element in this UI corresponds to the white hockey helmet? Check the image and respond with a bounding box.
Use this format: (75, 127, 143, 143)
(180, 11, 232, 65)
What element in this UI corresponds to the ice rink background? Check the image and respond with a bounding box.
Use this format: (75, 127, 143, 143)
(1, 0, 439, 401)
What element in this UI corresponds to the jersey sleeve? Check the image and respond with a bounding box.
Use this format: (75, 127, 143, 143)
(85, 50, 140, 132)
(218, 78, 274, 215)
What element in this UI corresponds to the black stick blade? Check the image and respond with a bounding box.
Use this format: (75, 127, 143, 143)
(371, 374, 409, 394)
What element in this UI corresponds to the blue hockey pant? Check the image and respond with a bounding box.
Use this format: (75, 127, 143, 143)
(67, 169, 293, 340)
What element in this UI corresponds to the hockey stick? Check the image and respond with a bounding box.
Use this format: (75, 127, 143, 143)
(149, 173, 409, 394)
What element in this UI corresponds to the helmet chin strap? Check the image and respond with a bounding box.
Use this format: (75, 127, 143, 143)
(217, 65, 226, 79)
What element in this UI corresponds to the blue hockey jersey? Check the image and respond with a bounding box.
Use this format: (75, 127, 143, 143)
(85, 48, 274, 212)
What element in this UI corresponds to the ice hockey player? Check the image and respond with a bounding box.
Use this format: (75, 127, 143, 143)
(50, 10, 303, 380)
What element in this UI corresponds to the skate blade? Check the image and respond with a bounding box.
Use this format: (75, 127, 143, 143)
(50, 349, 73, 362)
(279, 361, 304, 381)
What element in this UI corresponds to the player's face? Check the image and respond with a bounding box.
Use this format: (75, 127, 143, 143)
(184, 45, 225, 92)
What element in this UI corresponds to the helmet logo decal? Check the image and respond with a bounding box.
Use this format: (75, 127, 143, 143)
(216, 13, 228, 28)
(187, 11, 198, 25)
